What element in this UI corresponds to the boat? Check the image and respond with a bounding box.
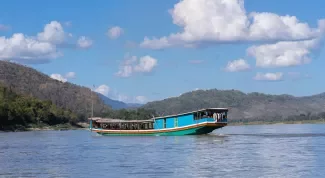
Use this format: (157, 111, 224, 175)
(89, 108, 228, 136)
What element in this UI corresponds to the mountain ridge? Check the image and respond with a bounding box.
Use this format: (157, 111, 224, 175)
(142, 89, 325, 122)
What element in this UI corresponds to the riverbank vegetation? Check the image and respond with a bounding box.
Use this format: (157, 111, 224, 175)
(0, 85, 81, 131)
(0, 84, 157, 131)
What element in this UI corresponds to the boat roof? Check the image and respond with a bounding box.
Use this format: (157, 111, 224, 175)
(88, 117, 154, 123)
(153, 108, 228, 119)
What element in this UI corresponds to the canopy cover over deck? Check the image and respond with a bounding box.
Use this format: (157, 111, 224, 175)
(88, 117, 154, 123)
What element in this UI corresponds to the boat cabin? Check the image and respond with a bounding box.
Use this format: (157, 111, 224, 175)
(152, 108, 228, 129)
(89, 117, 154, 130)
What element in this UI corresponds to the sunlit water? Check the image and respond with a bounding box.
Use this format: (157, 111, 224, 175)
(1, 124, 325, 178)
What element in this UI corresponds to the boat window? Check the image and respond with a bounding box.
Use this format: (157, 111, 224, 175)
(96, 121, 155, 130)
(194, 111, 209, 120)
(163, 119, 166, 128)
(194, 113, 198, 120)
(194, 112, 201, 120)
(174, 117, 178, 127)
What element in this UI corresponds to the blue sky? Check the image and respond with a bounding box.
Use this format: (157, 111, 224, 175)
(1, 0, 325, 104)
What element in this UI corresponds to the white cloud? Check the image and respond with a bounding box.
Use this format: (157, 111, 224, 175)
(116, 54, 158, 77)
(65, 72, 76, 79)
(0, 33, 61, 63)
(50, 74, 67, 82)
(77, 36, 93, 49)
(116, 94, 129, 102)
(0, 21, 94, 63)
(116, 65, 134, 78)
(134, 56, 158, 73)
(248, 12, 323, 41)
(140, 0, 325, 49)
(0, 21, 71, 63)
(107, 26, 123, 39)
(0, 24, 10, 31)
(224, 59, 250, 72)
(115, 94, 148, 104)
(247, 39, 319, 68)
(94, 84, 148, 104)
(114, 94, 148, 104)
(37, 21, 66, 44)
(141, 37, 172, 49)
(50, 72, 76, 82)
(95, 85, 110, 96)
(254, 72, 283, 81)
(135, 96, 147, 103)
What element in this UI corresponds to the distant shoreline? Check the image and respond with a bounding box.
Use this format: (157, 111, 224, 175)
(228, 119, 325, 126)
(0, 122, 89, 132)
(26, 126, 88, 131)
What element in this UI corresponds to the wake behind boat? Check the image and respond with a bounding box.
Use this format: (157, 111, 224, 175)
(89, 108, 228, 136)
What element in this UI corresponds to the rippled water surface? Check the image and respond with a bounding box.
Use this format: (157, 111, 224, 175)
(1, 124, 325, 178)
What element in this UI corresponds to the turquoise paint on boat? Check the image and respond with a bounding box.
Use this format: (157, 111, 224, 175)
(89, 108, 228, 136)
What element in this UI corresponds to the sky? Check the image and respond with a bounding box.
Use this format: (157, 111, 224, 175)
(1, 0, 325, 104)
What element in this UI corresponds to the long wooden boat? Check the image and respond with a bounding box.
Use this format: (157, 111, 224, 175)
(89, 108, 228, 136)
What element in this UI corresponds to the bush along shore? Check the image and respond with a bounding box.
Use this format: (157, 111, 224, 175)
(0, 85, 85, 132)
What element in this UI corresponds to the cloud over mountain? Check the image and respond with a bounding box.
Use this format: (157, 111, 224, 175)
(140, 0, 325, 49)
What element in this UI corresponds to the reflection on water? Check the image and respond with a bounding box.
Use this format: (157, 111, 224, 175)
(0, 124, 325, 177)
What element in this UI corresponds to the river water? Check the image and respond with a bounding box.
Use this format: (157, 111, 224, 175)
(1, 124, 325, 178)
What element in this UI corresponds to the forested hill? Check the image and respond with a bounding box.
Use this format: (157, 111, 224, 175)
(0, 61, 110, 119)
(0, 84, 79, 131)
(142, 89, 325, 122)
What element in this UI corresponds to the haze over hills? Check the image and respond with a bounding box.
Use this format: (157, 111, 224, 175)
(142, 89, 325, 122)
(97, 93, 143, 110)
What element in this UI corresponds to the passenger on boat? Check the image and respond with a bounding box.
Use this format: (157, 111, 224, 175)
(213, 113, 218, 122)
(217, 113, 222, 121)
